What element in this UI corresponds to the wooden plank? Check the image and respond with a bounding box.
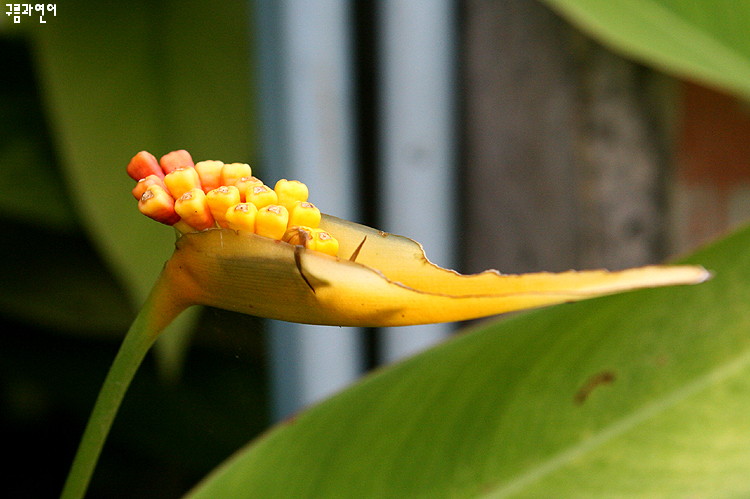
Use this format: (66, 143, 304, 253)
(461, 0, 670, 275)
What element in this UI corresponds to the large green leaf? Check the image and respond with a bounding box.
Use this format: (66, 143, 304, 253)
(540, 0, 750, 101)
(0, 36, 77, 232)
(186, 224, 750, 497)
(29, 0, 257, 303)
(0, 222, 132, 334)
(28, 0, 257, 372)
(0, 35, 132, 332)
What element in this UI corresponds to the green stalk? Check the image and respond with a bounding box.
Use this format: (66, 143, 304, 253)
(61, 266, 189, 499)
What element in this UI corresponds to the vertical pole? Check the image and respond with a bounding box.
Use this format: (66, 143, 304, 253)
(378, 0, 457, 363)
(255, 0, 362, 420)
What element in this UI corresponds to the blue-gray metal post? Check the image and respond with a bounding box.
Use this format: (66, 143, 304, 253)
(378, 0, 457, 363)
(255, 0, 363, 420)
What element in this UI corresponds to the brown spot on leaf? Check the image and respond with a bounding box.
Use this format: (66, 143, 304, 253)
(574, 370, 616, 405)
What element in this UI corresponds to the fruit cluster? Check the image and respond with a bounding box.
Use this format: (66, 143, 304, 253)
(127, 150, 339, 257)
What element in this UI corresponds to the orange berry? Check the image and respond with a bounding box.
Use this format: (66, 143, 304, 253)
(195, 160, 225, 192)
(164, 167, 202, 199)
(224, 203, 258, 232)
(234, 176, 264, 200)
(255, 204, 289, 240)
(289, 201, 321, 228)
(274, 179, 309, 210)
(206, 185, 242, 227)
(159, 149, 194, 174)
(132, 174, 166, 200)
(246, 184, 279, 209)
(221, 163, 253, 187)
(174, 188, 215, 231)
(138, 185, 179, 225)
(127, 151, 162, 181)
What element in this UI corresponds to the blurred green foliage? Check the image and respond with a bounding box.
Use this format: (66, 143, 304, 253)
(541, 0, 750, 101)
(0, 1, 269, 497)
(189, 222, 750, 497)
(5, 0, 750, 497)
(191, 0, 750, 496)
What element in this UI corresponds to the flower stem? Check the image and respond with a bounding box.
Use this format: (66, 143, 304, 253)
(60, 267, 189, 499)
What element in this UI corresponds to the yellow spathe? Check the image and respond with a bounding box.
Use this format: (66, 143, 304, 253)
(164, 214, 710, 327)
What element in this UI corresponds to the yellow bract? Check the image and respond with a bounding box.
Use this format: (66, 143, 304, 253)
(128, 149, 710, 328)
(164, 215, 709, 327)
